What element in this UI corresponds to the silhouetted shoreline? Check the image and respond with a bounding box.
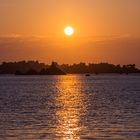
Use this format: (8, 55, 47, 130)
(15, 62, 66, 75)
(0, 61, 140, 75)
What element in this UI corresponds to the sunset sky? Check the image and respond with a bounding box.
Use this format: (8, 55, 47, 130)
(0, 0, 140, 67)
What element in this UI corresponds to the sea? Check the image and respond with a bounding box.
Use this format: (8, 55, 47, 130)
(0, 75, 140, 140)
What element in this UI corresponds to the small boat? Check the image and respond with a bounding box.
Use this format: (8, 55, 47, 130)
(85, 74, 90, 76)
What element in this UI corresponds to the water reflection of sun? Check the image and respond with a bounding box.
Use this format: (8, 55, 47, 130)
(55, 76, 86, 140)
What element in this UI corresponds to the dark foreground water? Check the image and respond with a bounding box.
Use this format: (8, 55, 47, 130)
(0, 75, 140, 140)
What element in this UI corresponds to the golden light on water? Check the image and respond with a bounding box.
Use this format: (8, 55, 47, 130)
(55, 76, 86, 140)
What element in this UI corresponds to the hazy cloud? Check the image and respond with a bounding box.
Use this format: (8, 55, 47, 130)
(0, 35, 140, 67)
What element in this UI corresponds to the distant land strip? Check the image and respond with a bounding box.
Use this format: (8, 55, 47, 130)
(0, 61, 140, 75)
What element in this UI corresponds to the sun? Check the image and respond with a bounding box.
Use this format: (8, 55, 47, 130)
(64, 26, 74, 36)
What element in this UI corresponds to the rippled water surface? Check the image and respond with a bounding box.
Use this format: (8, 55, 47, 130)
(0, 75, 140, 140)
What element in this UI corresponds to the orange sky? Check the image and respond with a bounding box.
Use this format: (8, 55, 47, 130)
(0, 0, 140, 67)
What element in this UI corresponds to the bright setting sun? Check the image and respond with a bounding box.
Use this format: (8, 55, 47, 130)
(64, 26, 74, 36)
